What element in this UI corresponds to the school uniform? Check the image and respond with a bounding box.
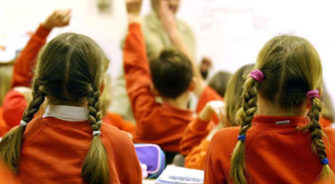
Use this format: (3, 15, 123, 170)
(17, 105, 142, 184)
(205, 116, 335, 184)
(0, 161, 19, 184)
(103, 112, 135, 135)
(179, 117, 214, 170)
(124, 23, 219, 153)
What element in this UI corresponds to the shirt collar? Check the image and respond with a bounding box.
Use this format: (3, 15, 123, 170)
(43, 105, 88, 122)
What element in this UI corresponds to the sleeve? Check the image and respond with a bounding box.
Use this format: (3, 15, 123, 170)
(179, 117, 213, 156)
(111, 130, 142, 184)
(184, 140, 210, 170)
(204, 133, 227, 184)
(196, 86, 223, 113)
(123, 23, 159, 122)
(196, 86, 223, 124)
(104, 112, 135, 134)
(2, 89, 28, 129)
(11, 24, 51, 88)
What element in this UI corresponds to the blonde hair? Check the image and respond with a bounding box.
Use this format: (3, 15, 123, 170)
(0, 33, 111, 184)
(230, 35, 333, 183)
(100, 73, 112, 116)
(0, 64, 13, 105)
(206, 64, 253, 140)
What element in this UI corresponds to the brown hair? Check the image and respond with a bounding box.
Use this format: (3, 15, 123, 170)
(0, 33, 110, 184)
(208, 71, 232, 97)
(230, 35, 333, 183)
(150, 49, 193, 98)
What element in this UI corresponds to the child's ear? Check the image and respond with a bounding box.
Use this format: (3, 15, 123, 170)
(188, 78, 196, 91)
(150, 84, 160, 96)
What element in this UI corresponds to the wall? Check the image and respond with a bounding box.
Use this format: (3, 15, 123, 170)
(1, 0, 335, 105)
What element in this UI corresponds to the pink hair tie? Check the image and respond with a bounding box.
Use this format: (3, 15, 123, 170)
(250, 69, 264, 82)
(307, 89, 320, 99)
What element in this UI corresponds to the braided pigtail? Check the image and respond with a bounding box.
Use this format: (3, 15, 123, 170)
(0, 85, 46, 172)
(82, 86, 110, 184)
(230, 70, 263, 184)
(307, 90, 334, 179)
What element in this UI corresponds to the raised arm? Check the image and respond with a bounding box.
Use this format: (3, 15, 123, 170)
(124, 0, 159, 121)
(157, 1, 206, 97)
(12, 9, 71, 88)
(3, 10, 71, 129)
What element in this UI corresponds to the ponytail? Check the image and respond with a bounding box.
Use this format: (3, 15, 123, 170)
(307, 90, 334, 179)
(82, 86, 110, 184)
(230, 72, 262, 184)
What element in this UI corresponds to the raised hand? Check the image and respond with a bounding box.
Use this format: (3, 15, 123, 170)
(42, 9, 72, 29)
(199, 101, 225, 122)
(158, 0, 177, 33)
(126, 0, 142, 23)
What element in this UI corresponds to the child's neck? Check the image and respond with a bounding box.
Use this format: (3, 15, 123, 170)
(162, 92, 190, 110)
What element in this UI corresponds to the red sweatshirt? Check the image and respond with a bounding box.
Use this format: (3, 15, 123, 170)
(123, 23, 193, 152)
(17, 116, 141, 183)
(205, 116, 335, 184)
(123, 23, 221, 152)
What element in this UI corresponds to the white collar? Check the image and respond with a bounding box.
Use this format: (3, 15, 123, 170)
(43, 105, 89, 122)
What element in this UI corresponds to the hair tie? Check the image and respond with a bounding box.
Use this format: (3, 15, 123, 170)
(321, 158, 329, 165)
(238, 135, 246, 142)
(20, 120, 28, 127)
(307, 89, 320, 99)
(93, 130, 101, 136)
(249, 69, 264, 82)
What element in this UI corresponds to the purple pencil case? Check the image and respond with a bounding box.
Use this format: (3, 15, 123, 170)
(135, 144, 166, 178)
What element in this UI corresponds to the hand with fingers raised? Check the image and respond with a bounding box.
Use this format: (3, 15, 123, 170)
(199, 100, 225, 122)
(125, 0, 143, 23)
(42, 9, 72, 29)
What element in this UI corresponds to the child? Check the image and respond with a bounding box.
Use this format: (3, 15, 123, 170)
(180, 64, 253, 170)
(205, 35, 335, 184)
(0, 33, 141, 183)
(208, 71, 232, 97)
(124, 0, 221, 163)
(2, 10, 135, 136)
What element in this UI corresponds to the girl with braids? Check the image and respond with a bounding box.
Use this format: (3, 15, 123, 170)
(0, 32, 142, 184)
(180, 64, 254, 170)
(205, 35, 335, 184)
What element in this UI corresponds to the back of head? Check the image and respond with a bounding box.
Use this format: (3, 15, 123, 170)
(224, 64, 254, 126)
(0, 33, 111, 184)
(230, 35, 333, 183)
(208, 71, 231, 97)
(150, 49, 193, 98)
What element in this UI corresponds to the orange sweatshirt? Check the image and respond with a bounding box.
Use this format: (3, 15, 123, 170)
(123, 23, 194, 152)
(17, 115, 142, 183)
(179, 118, 214, 156)
(103, 112, 136, 134)
(205, 116, 335, 184)
(0, 161, 19, 184)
